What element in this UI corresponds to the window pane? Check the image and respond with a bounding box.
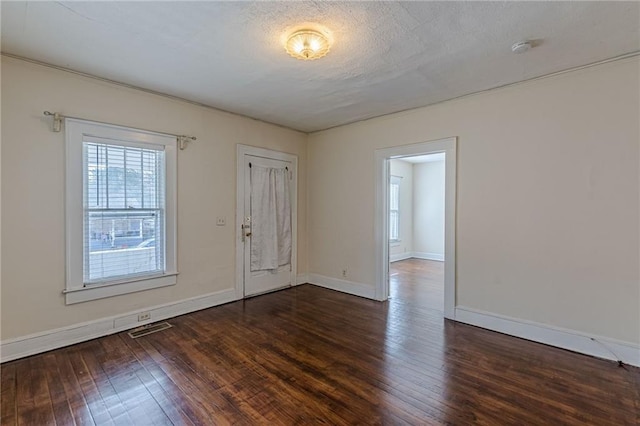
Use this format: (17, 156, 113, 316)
(390, 183, 399, 210)
(390, 179, 400, 240)
(85, 211, 164, 282)
(85, 143, 163, 209)
(390, 211, 399, 240)
(84, 141, 166, 284)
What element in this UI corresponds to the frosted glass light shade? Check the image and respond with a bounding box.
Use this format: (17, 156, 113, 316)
(285, 29, 330, 61)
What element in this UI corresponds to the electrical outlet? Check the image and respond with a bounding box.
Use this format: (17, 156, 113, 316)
(342, 269, 347, 278)
(216, 216, 226, 226)
(138, 312, 151, 322)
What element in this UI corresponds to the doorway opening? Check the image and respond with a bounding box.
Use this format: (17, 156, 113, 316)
(389, 153, 446, 313)
(374, 137, 457, 319)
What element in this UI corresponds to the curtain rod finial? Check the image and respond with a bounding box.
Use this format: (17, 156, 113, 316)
(44, 111, 62, 132)
(178, 135, 195, 150)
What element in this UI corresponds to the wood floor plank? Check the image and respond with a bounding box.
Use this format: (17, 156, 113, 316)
(53, 350, 96, 426)
(78, 340, 134, 426)
(137, 334, 248, 425)
(117, 334, 195, 426)
(27, 356, 58, 426)
(66, 348, 114, 426)
(41, 353, 75, 426)
(95, 336, 172, 426)
(121, 339, 212, 426)
(2, 259, 638, 425)
(13, 358, 56, 426)
(0, 364, 18, 425)
(13, 359, 32, 426)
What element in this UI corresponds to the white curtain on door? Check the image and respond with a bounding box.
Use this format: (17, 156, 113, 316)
(250, 165, 292, 271)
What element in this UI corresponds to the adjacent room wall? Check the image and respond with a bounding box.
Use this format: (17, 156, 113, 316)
(413, 160, 445, 260)
(389, 159, 413, 260)
(308, 57, 639, 345)
(1, 56, 309, 341)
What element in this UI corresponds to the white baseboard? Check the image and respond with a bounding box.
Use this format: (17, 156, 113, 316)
(455, 306, 640, 367)
(307, 273, 376, 300)
(295, 273, 309, 285)
(1, 288, 239, 363)
(7, 286, 634, 368)
(390, 252, 412, 262)
(412, 251, 444, 261)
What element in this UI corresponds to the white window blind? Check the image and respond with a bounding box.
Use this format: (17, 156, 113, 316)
(390, 176, 401, 241)
(84, 140, 166, 284)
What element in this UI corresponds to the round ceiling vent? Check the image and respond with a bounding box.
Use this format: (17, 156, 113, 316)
(511, 41, 533, 54)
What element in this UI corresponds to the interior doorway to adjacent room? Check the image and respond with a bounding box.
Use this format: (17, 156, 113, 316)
(374, 137, 457, 319)
(389, 154, 445, 312)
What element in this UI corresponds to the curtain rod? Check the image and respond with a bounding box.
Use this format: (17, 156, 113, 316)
(43, 111, 196, 150)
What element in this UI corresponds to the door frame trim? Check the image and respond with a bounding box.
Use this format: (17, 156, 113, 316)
(235, 144, 298, 299)
(374, 137, 457, 319)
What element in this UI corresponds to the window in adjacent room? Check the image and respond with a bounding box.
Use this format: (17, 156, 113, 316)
(390, 175, 401, 242)
(65, 119, 177, 304)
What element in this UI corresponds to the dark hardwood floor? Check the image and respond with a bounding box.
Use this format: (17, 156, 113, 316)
(2, 258, 639, 425)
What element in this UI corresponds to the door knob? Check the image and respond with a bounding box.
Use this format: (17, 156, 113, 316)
(241, 225, 251, 241)
(243, 225, 252, 237)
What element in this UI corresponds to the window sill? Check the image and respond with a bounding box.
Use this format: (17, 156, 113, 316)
(64, 273, 177, 305)
(389, 240, 401, 247)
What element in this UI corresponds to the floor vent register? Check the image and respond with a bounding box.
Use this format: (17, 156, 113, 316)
(128, 322, 173, 339)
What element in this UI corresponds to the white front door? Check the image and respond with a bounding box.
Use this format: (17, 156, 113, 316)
(237, 146, 297, 297)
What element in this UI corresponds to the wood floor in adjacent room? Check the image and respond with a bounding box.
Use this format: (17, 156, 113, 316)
(2, 259, 639, 425)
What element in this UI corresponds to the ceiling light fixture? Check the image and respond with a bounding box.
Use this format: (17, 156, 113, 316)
(285, 29, 330, 61)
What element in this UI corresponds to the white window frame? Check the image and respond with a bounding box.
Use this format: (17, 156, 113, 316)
(389, 176, 401, 243)
(65, 119, 178, 304)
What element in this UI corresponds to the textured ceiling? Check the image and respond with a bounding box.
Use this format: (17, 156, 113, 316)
(2, 2, 639, 132)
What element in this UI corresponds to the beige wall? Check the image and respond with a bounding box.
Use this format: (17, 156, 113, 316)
(309, 58, 639, 344)
(389, 159, 413, 257)
(2, 54, 639, 349)
(413, 160, 445, 257)
(1, 56, 308, 340)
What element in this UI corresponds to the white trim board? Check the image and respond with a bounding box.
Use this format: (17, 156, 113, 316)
(390, 252, 413, 262)
(5, 282, 636, 367)
(296, 273, 309, 285)
(455, 306, 640, 367)
(412, 252, 444, 262)
(390, 252, 444, 262)
(307, 273, 376, 300)
(1, 288, 239, 363)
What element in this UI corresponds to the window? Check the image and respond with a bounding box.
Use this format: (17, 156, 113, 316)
(390, 176, 401, 242)
(65, 119, 177, 304)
